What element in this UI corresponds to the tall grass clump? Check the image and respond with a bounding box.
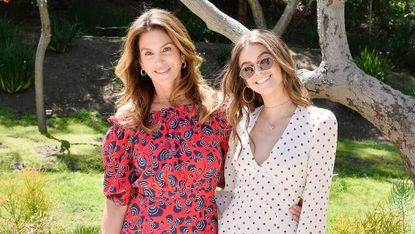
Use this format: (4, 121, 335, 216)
(0, 42, 35, 93)
(333, 179, 415, 233)
(356, 47, 394, 81)
(0, 169, 54, 233)
(333, 204, 404, 234)
(48, 17, 80, 53)
(390, 179, 415, 233)
(0, 19, 35, 94)
(0, 20, 16, 47)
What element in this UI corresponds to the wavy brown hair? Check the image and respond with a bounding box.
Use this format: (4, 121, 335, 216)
(221, 29, 311, 147)
(115, 9, 216, 131)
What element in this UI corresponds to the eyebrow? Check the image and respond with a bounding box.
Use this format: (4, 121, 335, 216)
(140, 42, 174, 52)
(240, 51, 272, 67)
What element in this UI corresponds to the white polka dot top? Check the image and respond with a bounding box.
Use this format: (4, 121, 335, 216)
(216, 105, 337, 234)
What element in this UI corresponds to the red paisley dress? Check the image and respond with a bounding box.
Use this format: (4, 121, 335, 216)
(102, 104, 230, 234)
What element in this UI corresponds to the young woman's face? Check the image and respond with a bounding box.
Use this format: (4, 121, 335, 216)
(238, 43, 284, 97)
(138, 28, 184, 90)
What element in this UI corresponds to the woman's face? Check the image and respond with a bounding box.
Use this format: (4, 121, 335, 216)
(238, 43, 284, 97)
(138, 28, 184, 91)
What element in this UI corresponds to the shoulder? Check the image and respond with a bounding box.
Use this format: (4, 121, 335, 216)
(304, 105, 337, 124)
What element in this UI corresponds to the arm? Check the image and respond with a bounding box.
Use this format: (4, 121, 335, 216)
(297, 111, 338, 233)
(101, 119, 137, 233)
(215, 136, 237, 217)
(102, 199, 127, 234)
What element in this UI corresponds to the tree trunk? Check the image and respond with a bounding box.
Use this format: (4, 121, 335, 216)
(35, 0, 51, 133)
(272, 0, 300, 36)
(238, 0, 248, 25)
(178, 0, 415, 182)
(247, 0, 266, 29)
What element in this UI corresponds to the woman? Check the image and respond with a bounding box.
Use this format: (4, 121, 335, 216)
(101, 9, 230, 233)
(216, 30, 337, 233)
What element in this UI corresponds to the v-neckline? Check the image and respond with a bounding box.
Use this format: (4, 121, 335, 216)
(247, 105, 299, 167)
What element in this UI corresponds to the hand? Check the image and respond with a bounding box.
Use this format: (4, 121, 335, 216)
(119, 114, 136, 129)
(289, 198, 303, 222)
(114, 103, 137, 129)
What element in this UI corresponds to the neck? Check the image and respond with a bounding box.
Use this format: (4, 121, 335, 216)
(261, 93, 296, 120)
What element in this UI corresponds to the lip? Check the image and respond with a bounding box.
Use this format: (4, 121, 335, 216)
(255, 74, 271, 85)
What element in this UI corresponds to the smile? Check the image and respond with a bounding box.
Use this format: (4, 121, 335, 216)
(255, 75, 271, 85)
(154, 68, 170, 74)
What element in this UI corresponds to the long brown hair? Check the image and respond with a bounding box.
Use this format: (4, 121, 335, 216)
(115, 9, 215, 131)
(221, 29, 311, 146)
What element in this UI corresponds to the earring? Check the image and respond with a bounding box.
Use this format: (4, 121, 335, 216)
(140, 69, 146, 76)
(181, 61, 187, 69)
(242, 86, 255, 103)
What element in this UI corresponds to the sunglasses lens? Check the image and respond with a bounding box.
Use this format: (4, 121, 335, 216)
(258, 57, 273, 70)
(240, 66, 254, 79)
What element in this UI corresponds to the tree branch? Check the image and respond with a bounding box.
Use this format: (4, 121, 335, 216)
(178, 0, 249, 43)
(248, 0, 266, 29)
(272, 0, 300, 35)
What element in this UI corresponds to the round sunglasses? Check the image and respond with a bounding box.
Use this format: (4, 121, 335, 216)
(239, 56, 275, 79)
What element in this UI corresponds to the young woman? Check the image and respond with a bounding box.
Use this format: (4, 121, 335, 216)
(216, 30, 338, 233)
(101, 9, 230, 233)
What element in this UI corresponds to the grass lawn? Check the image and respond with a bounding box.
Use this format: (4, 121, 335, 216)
(0, 107, 413, 233)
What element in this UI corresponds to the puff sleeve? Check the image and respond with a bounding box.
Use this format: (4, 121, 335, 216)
(102, 117, 137, 206)
(297, 110, 338, 233)
(215, 109, 232, 189)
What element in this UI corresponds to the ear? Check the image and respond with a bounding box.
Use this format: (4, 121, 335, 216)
(181, 55, 185, 64)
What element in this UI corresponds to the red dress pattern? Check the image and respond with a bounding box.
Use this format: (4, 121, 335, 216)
(102, 104, 230, 233)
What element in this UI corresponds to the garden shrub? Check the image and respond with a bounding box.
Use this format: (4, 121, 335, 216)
(49, 17, 80, 53)
(0, 19, 15, 47)
(0, 169, 54, 233)
(356, 47, 394, 81)
(0, 42, 35, 93)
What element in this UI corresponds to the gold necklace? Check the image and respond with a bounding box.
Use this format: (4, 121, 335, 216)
(264, 119, 277, 130)
(261, 104, 296, 130)
(260, 113, 277, 130)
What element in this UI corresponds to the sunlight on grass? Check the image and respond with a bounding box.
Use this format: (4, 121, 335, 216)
(47, 172, 104, 232)
(0, 107, 109, 172)
(335, 139, 407, 179)
(328, 177, 394, 230)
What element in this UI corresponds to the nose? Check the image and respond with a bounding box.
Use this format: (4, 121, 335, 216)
(154, 53, 165, 64)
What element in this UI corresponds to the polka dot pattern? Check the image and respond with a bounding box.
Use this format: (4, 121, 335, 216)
(216, 106, 337, 233)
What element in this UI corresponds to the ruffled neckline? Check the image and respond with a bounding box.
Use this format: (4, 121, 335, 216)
(107, 103, 199, 129)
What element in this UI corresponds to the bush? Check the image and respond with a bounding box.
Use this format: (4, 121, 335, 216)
(356, 47, 394, 81)
(0, 169, 54, 233)
(333, 204, 404, 234)
(390, 179, 415, 233)
(48, 17, 80, 53)
(0, 42, 35, 93)
(0, 19, 16, 47)
(72, 225, 100, 234)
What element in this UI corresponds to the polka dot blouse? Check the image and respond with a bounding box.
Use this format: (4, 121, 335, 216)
(216, 105, 338, 234)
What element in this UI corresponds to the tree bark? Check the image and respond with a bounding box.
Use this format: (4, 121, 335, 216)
(35, 0, 51, 133)
(179, 0, 415, 181)
(272, 0, 300, 36)
(247, 0, 266, 29)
